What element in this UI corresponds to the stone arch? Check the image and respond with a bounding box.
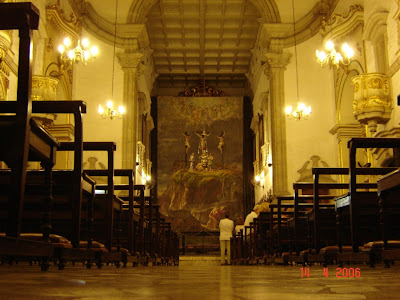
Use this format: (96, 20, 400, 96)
(127, 0, 280, 24)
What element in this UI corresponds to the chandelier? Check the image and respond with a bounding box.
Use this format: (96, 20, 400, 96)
(285, 103, 312, 120)
(285, 0, 311, 121)
(58, 37, 98, 65)
(98, 100, 125, 120)
(316, 40, 354, 68)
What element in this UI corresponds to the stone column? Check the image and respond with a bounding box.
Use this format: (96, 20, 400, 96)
(263, 52, 291, 195)
(117, 52, 143, 170)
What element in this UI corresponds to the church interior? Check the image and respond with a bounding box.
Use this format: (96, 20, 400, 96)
(1, 0, 400, 298)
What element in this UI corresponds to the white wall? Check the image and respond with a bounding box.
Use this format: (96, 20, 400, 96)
(285, 34, 337, 187)
(73, 29, 124, 169)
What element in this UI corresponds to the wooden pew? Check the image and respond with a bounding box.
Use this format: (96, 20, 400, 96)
(335, 138, 399, 266)
(377, 168, 400, 267)
(0, 2, 58, 270)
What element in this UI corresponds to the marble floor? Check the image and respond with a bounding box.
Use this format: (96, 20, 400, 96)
(0, 259, 399, 299)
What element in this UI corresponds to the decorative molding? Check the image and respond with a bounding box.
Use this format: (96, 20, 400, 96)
(296, 155, 335, 183)
(321, 5, 364, 45)
(352, 73, 391, 133)
(32, 75, 59, 101)
(363, 11, 389, 42)
(262, 52, 291, 75)
(329, 123, 366, 140)
(82, 2, 149, 50)
(127, 0, 281, 24)
(46, 2, 80, 42)
(261, 142, 270, 168)
(176, 78, 228, 97)
(117, 52, 143, 69)
(259, 1, 330, 49)
(137, 141, 145, 175)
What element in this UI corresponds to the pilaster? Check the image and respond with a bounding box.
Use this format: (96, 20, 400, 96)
(263, 51, 291, 195)
(117, 52, 143, 170)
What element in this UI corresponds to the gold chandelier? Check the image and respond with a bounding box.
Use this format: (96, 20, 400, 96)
(285, 103, 312, 120)
(285, 0, 311, 121)
(58, 37, 98, 65)
(98, 100, 125, 120)
(316, 40, 354, 68)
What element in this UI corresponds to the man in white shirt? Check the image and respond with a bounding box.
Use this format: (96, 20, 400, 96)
(244, 206, 260, 236)
(219, 212, 234, 265)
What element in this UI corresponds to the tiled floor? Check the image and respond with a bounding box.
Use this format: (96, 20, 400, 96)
(0, 259, 399, 299)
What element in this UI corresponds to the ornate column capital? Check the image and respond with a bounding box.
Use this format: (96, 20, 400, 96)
(117, 52, 143, 70)
(263, 52, 291, 71)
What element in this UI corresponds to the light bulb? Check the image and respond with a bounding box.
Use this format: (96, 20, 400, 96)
(298, 103, 306, 110)
(63, 37, 71, 47)
(325, 40, 334, 51)
(118, 106, 125, 114)
(58, 45, 65, 54)
(285, 106, 293, 115)
(90, 46, 99, 57)
(67, 50, 74, 60)
(83, 50, 90, 60)
(81, 38, 89, 48)
(98, 104, 104, 114)
(106, 100, 113, 108)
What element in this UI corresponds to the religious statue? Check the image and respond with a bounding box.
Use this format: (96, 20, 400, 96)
(208, 153, 214, 170)
(196, 129, 211, 153)
(217, 131, 225, 154)
(189, 153, 195, 171)
(183, 131, 191, 154)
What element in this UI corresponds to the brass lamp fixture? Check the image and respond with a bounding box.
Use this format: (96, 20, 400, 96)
(58, 37, 98, 65)
(316, 40, 354, 68)
(285, 0, 311, 121)
(285, 103, 312, 120)
(98, 100, 125, 120)
(57, 1, 98, 65)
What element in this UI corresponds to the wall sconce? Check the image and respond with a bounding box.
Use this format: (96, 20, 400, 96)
(98, 100, 125, 120)
(252, 172, 264, 188)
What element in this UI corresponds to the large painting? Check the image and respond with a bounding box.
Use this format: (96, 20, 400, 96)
(157, 96, 244, 233)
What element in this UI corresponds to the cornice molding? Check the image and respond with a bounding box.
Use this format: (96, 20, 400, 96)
(259, 0, 330, 50)
(46, 3, 80, 42)
(82, 2, 149, 50)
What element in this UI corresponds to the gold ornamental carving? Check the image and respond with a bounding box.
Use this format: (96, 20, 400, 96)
(32, 75, 59, 101)
(352, 73, 392, 133)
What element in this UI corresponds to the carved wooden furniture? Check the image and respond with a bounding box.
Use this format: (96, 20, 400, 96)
(377, 168, 400, 267)
(335, 138, 399, 266)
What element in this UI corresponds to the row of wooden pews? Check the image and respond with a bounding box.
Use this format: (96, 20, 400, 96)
(231, 137, 400, 267)
(0, 2, 179, 271)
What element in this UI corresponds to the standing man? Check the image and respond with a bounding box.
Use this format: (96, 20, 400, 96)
(219, 212, 234, 265)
